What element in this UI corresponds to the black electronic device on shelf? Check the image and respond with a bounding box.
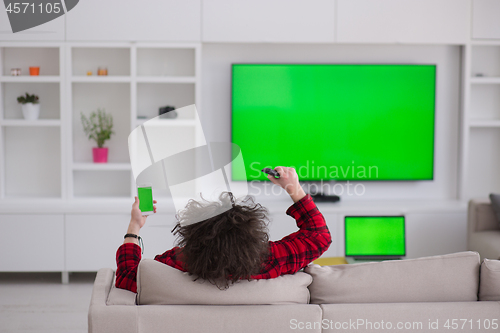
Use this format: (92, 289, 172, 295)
(309, 192, 340, 203)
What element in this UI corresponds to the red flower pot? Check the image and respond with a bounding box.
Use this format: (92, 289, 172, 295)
(93, 147, 108, 163)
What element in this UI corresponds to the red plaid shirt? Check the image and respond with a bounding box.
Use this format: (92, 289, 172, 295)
(116, 194, 331, 293)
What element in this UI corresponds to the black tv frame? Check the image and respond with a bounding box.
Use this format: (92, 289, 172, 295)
(230, 63, 437, 182)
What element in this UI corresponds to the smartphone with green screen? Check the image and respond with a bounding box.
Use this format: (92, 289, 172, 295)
(137, 183, 154, 216)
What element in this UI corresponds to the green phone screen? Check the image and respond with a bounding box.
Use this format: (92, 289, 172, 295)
(137, 186, 154, 212)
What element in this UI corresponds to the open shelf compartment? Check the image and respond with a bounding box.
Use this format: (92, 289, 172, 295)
(469, 84, 500, 121)
(136, 83, 195, 120)
(1, 47, 60, 77)
(2, 82, 60, 120)
(3, 127, 61, 198)
(136, 48, 195, 77)
(471, 45, 500, 79)
(71, 47, 130, 77)
(72, 82, 131, 163)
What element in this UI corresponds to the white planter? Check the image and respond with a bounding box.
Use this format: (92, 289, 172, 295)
(21, 103, 40, 120)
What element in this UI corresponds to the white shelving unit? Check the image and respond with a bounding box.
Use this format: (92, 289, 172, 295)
(459, 40, 500, 200)
(66, 42, 202, 199)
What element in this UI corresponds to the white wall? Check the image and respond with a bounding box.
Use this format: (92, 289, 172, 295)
(201, 43, 461, 201)
(65, 0, 201, 42)
(202, 0, 335, 43)
(472, 0, 500, 39)
(336, 0, 470, 44)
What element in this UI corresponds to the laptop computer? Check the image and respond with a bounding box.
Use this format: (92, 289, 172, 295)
(344, 215, 406, 263)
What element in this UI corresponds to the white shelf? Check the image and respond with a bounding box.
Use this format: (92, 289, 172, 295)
(469, 119, 500, 128)
(470, 77, 500, 84)
(136, 76, 196, 83)
(471, 40, 500, 46)
(134, 119, 196, 127)
(72, 163, 131, 171)
(0, 76, 61, 83)
(0, 119, 61, 126)
(71, 76, 131, 83)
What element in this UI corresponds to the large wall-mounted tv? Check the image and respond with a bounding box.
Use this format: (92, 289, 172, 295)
(231, 64, 436, 181)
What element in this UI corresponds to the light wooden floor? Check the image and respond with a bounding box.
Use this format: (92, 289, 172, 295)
(0, 272, 96, 333)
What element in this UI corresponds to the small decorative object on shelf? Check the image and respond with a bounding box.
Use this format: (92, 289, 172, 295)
(11, 68, 21, 76)
(475, 73, 485, 77)
(81, 108, 115, 163)
(87, 71, 93, 76)
(29, 67, 40, 76)
(97, 67, 108, 76)
(17, 92, 40, 120)
(159, 105, 177, 119)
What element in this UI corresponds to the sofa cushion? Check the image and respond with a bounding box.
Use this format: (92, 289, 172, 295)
(136, 259, 312, 305)
(479, 259, 500, 301)
(305, 252, 480, 304)
(138, 304, 323, 333)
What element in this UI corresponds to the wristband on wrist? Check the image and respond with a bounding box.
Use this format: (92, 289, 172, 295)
(124, 233, 144, 254)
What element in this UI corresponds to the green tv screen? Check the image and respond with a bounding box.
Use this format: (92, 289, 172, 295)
(345, 216, 405, 257)
(231, 64, 436, 181)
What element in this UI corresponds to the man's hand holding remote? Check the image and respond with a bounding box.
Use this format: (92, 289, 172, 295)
(267, 166, 306, 203)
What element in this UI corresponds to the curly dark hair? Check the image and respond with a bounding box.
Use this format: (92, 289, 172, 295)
(172, 192, 270, 289)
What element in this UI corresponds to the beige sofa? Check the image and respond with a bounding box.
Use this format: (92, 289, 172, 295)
(468, 199, 500, 260)
(89, 252, 500, 333)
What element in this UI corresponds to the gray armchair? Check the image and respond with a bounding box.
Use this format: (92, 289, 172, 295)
(467, 199, 500, 261)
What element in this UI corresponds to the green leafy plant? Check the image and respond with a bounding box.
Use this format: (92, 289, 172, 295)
(80, 108, 114, 148)
(17, 92, 39, 104)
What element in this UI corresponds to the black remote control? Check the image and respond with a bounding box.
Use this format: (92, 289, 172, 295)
(261, 168, 280, 178)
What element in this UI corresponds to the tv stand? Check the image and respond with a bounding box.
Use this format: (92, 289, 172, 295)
(309, 193, 340, 203)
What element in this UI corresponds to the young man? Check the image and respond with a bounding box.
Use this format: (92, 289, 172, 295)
(116, 166, 331, 292)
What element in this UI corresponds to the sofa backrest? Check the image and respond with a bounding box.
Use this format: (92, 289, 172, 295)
(136, 259, 312, 305)
(479, 258, 500, 301)
(107, 253, 500, 308)
(305, 251, 480, 304)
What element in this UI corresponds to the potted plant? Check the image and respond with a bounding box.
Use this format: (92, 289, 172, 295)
(17, 93, 40, 120)
(81, 108, 114, 163)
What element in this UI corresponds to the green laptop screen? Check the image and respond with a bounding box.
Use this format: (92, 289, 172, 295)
(231, 64, 436, 181)
(345, 216, 405, 257)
